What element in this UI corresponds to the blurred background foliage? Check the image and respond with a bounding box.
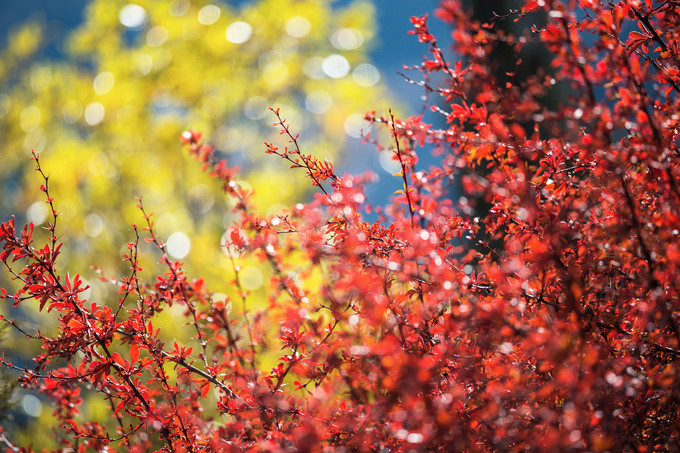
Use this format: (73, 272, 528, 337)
(1, 0, 391, 285)
(0, 0, 403, 447)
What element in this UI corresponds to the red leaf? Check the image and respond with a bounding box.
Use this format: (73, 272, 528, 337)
(130, 344, 139, 363)
(112, 352, 125, 368)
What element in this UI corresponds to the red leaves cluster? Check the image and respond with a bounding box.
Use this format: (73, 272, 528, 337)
(2, 0, 680, 451)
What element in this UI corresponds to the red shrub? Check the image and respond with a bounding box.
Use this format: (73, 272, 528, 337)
(2, 1, 680, 451)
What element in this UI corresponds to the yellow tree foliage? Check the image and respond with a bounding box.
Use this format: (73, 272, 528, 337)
(0, 0, 390, 287)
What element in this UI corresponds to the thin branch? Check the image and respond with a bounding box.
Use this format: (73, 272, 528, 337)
(389, 109, 417, 229)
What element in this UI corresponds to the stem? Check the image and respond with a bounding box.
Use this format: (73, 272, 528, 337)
(389, 109, 417, 229)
